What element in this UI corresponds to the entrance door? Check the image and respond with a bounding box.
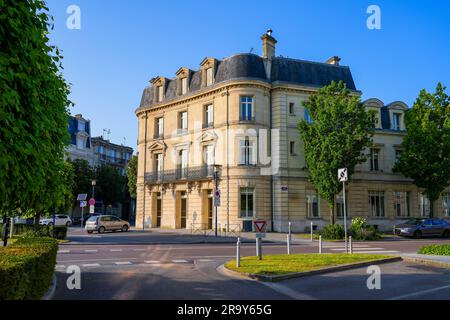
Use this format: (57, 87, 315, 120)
(156, 193, 162, 227)
(181, 192, 187, 229)
(207, 190, 213, 229)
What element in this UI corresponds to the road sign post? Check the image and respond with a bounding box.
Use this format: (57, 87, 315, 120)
(338, 168, 349, 253)
(253, 220, 266, 260)
(213, 171, 220, 238)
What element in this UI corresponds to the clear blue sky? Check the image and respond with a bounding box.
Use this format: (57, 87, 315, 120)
(46, 0, 450, 151)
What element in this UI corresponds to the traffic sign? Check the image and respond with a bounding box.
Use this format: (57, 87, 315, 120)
(89, 205, 95, 214)
(89, 198, 96, 206)
(77, 194, 87, 201)
(80, 200, 87, 208)
(253, 220, 267, 233)
(214, 189, 221, 207)
(338, 168, 348, 182)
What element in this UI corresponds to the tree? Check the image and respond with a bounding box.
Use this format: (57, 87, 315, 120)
(298, 81, 375, 224)
(393, 83, 450, 217)
(94, 165, 127, 207)
(0, 1, 71, 224)
(126, 155, 138, 199)
(70, 159, 94, 210)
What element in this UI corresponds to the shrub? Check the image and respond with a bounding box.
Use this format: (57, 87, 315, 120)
(418, 244, 450, 256)
(320, 224, 345, 240)
(0, 237, 58, 300)
(349, 217, 380, 241)
(8, 224, 67, 240)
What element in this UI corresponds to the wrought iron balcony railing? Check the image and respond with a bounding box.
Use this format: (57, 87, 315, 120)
(145, 165, 216, 184)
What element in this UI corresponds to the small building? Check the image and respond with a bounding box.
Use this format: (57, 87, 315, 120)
(66, 114, 96, 166)
(91, 136, 133, 175)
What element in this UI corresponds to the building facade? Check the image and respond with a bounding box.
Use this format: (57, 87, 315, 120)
(67, 114, 96, 166)
(134, 32, 450, 232)
(91, 136, 133, 175)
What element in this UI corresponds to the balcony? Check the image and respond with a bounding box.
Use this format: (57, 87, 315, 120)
(145, 165, 216, 184)
(98, 154, 127, 165)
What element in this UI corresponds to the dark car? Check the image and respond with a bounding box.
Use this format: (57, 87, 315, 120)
(394, 218, 450, 238)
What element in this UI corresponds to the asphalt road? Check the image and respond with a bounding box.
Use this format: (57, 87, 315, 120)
(53, 229, 450, 300)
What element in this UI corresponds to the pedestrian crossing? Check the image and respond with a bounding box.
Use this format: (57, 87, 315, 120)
(56, 258, 194, 270)
(326, 244, 400, 254)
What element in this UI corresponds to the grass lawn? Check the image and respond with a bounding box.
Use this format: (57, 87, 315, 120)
(418, 244, 450, 256)
(225, 253, 392, 276)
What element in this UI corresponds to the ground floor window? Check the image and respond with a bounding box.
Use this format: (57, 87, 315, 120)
(369, 191, 385, 217)
(335, 194, 348, 218)
(419, 193, 430, 217)
(442, 193, 450, 217)
(240, 187, 254, 218)
(393, 191, 410, 217)
(307, 192, 320, 218)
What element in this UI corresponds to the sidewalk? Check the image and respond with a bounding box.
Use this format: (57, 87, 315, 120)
(401, 253, 450, 268)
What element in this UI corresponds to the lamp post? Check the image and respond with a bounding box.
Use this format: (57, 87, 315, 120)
(213, 165, 221, 238)
(91, 179, 96, 199)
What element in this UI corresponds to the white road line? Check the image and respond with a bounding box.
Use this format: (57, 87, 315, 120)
(84, 249, 98, 253)
(347, 250, 400, 254)
(82, 263, 100, 267)
(58, 258, 137, 263)
(144, 260, 160, 264)
(197, 259, 214, 262)
(389, 284, 450, 300)
(331, 248, 386, 251)
(56, 265, 65, 268)
(133, 249, 146, 251)
(58, 250, 70, 253)
(110, 249, 123, 252)
(172, 259, 188, 263)
(114, 261, 132, 265)
(324, 245, 370, 248)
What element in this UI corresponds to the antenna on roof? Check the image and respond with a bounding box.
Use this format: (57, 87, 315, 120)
(249, 47, 254, 53)
(102, 128, 111, 141)
(122, 137, 126, 146)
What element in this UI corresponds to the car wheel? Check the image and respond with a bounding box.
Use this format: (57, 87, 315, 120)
(87, 230, 93, 234)
(66, 221, 71, 227)
(98, 226, 106, 234)
(443, 230, 450, 238)
(121, 225, 129, 232)
(414, 230, 422, 239)
(48, 222, 53, 226)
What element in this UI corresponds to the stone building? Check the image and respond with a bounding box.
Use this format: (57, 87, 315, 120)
(134, 32, 450, 232)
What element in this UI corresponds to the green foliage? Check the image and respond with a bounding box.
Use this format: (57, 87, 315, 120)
(349, 218, 380, 241)
(298, 81, 375, 224)
(70, 159, 94, 206)
(393, 83, 450, 216)
(127, 155, 138, 199)
(95, 164, 127, 206)
(0, 0, 71, 216)
(418, 244, 450, 256)
(1, 224, 67, 240)
(320, 223, 345, 240)
(0, 237, 58, 300)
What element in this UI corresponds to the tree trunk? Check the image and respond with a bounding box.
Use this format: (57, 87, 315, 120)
(34, 213, 41, 231)
(330, 206, 335, 225)
(429, 200, 434, 218)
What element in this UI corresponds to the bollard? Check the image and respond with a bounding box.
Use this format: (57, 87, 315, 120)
(349, 236, 353, 254)
(319, 235, 322, 254)
(287, 234, 291, 255)
(310, 221, 313, 242)
(288, 221, 292, 241)
(236, 237, 241, 267)
(256, 237, 263, 260)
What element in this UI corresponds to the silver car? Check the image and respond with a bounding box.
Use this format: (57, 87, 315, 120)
(85, 215, 130, 234)
(394, 218, 450, 238)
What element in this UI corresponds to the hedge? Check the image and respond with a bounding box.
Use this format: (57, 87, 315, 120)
(0, 237, 58, 300)
(0, 223, 67, 240)
(418, 244, 450, 256)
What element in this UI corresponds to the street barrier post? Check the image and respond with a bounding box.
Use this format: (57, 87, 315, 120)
(287, 234, 291, 255)
(319, 235, 322, 254)
(349, 236, 353, 254)
(236, 237, 241, 267)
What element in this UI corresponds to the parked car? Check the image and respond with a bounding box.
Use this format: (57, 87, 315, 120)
(394, 218, 450, 238)
(85, 215, 130, 234)
(39, 215, 72, 226)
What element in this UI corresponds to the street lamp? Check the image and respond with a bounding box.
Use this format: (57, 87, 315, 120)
(213, 164, 222, 238)
(91, 179, 96, 199)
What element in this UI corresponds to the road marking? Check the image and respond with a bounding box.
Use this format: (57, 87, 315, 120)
(197, 259, 214, 262)
(172, 259, 188, 263)
(115, 261, 132, 265)
(346, 250, 400, 254)
(261, 282, 316, 300)
(389, 284, 450, 300)
(110, 249, 123, 252)
(133, 249, 146, 251)
(144, 260, 160, 264)
(58, 258, 137, 263)
(82, 263, 100, 267)
(56, 265, 65, 268)
(324, 245, 370, 248)
(331, 247, 386, 251)
(58, 250, 70, 253)
(84, 249, 98, 253)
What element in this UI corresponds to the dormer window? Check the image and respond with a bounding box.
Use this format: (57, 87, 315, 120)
(157, 86, 164, 102)
(392, 113, 401, 131)
(181, 78, 188, 95)
(206, 68, 213, 86)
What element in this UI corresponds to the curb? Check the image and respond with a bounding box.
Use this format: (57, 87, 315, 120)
(220, 257, 402, 282)
(41, 273, 57, 300)
(401, 256, 450, 269)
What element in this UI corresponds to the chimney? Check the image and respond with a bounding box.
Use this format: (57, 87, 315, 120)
(326, 56, 341, 66)
(261, 29, 277, 60)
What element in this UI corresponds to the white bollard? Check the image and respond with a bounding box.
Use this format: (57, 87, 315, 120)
(319, 235, 322, 254)
(349, 236, 353, 254)
(256, 237, 263, 260)
(310, 222, 313, 242)
(287, 234, 291, 255)
(236, 237, 241, 267)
